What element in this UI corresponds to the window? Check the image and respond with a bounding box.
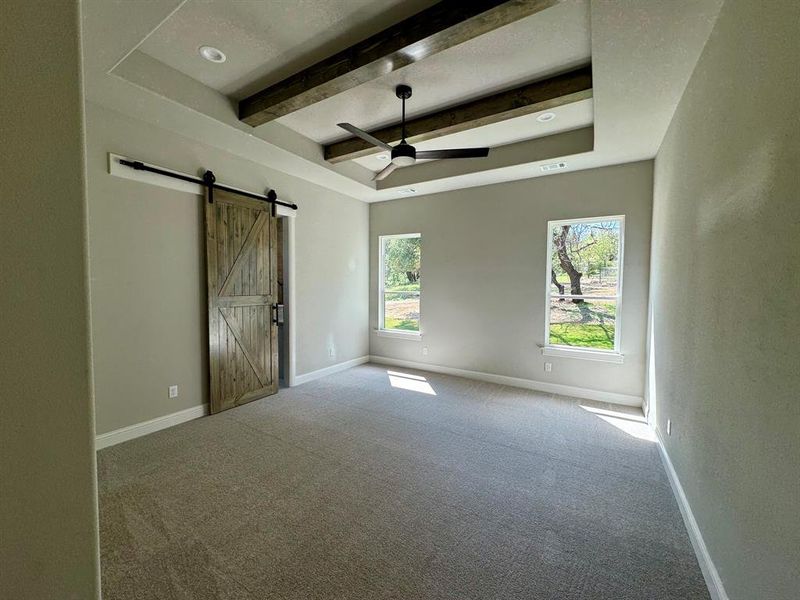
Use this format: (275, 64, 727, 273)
(379, 233, 421, 334)
(545, 216, 624, 355)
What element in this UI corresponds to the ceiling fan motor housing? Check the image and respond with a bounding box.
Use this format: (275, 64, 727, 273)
(392, 142, 416, 166)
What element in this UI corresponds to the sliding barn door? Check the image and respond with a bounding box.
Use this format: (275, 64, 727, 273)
(205, 189, 278, 414)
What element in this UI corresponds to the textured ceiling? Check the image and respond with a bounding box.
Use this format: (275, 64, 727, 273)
(277, 0, 591, 144)
(139, 0, 438, 98)
(138, 0, 591, 151)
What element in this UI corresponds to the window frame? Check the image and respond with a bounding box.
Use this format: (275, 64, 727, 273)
(378, 232, 422, 338)
(543, 215, 625, 358)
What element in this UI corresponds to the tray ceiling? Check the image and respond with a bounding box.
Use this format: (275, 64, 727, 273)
(86, 0, 724, 201)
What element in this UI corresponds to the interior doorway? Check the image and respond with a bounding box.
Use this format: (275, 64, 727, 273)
(108, 154, 298, 392)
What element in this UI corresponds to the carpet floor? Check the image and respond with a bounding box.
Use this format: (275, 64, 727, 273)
(98, 363, 709, 600)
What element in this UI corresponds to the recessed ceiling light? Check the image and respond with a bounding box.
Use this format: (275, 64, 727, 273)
(376, 154, 390, 161)
(536, 112, 556, 122)
(199, 45, 226, 63)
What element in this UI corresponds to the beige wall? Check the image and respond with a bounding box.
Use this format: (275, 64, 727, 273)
(648, 0, 800, 597)
(370, 161, 653, 399)
(0, 1, 100, 598)
(86, 103, 369, 435)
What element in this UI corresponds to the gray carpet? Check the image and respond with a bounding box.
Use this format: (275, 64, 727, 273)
(98, 363, 709, 600)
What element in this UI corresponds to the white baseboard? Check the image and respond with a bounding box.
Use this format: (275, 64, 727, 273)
(96, 355, 371, 448)
(95, 404, 208, 450)
(368, 355, 642, 407)
(656, 430, 728, 600)
(293, 355, 370, 386)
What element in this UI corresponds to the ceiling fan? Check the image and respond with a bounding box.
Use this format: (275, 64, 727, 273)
(337, 85, 490, 181)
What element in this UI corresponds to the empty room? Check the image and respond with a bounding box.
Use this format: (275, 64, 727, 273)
(2, 1, 798, 599)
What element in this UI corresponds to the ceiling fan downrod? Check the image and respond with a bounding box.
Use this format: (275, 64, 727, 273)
(396, 84, 412, 143)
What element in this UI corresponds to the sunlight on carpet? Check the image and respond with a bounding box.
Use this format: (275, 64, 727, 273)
(388, 369, 437, 395)
(580, 404, 656, 442)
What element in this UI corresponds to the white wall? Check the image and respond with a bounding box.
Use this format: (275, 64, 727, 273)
(0, 1, 100, 597)
(370, 161, 653, 400)
(648, 0, 800, 597)
(86, 103, 369, 435)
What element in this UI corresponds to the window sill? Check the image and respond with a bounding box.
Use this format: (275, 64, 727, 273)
(540, 346, 624, 364)
(374, 329, 422, 340)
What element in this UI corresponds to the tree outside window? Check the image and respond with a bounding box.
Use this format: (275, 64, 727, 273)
(380, 234, 421, 332)
(546, 217, 623, 351)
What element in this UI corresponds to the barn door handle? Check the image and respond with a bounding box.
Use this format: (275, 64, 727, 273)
(272, 304, 285, 325)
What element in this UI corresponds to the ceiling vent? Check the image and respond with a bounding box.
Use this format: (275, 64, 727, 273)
(540, 162, 567, 172)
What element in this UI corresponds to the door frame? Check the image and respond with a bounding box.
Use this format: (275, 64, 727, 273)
(282, 213, 297, 387)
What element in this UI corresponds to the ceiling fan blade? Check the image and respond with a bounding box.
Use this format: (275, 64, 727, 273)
(416, 148, 490, 160)
(373, 162, 398, 181)
(337, 123, 393, 152)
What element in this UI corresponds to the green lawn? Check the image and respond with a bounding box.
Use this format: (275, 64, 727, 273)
(386, 283, 420, 293)
(384, 317, 419, 331)
(549, 323, 615, 349)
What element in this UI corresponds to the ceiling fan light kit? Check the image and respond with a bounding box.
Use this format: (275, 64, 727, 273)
(338, 85, 491, 181)
(392, 144, 416, 166)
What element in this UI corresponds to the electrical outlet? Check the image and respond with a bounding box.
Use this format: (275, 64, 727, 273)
(168, 385, 178, 399)
(667, 419, 672, 436)
(422, 346, 429, 356)
(544, 362, 552, 373)
(328, 347, 335, 359)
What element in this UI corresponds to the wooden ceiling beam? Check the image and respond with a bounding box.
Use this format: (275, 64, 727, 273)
(239, 0, 563, 127)
(324, 65, 592, 163)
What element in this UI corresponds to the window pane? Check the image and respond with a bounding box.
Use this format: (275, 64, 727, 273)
(383, 236, 421, 291)
(550, 220, 621, 297)
(549, 299, 616, 350)
(384, 291, 419, 331)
